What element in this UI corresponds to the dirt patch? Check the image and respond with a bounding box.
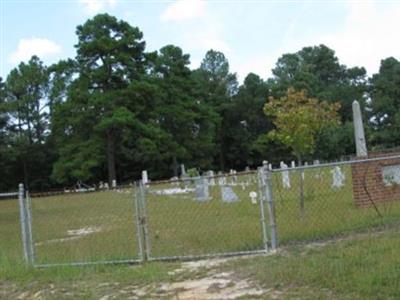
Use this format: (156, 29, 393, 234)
(158, 271, 272, 299)
(168, 252, 276, 276)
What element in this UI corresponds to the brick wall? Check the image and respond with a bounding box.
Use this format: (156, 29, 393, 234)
(351, 152, 400, 207)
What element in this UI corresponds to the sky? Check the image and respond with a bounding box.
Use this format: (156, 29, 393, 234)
(1, 0, 400, 82)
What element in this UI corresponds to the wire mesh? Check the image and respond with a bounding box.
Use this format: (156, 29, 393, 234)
(271, 157, 400, 246)
(28, 186, 142, 266)
(142, 171, 268, 260)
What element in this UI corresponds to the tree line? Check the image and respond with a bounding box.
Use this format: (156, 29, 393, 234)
(1, 13, 399, 191)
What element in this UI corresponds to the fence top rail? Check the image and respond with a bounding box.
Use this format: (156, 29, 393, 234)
(145, 170, 258, 186)
(28, 184, 134, 198)
(0, 192, 18, 197)
(271, 154, 400, 173)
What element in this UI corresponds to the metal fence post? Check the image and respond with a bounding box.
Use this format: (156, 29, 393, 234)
(139, 181, 151, 260)
(265, 168, 278, 251)
(25, 191, 35, 264)
(18, 183, 30, 264)
(257, 169, 269, 252)
(133, 182, 144, 261)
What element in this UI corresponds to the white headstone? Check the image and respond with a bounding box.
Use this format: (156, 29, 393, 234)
(352, 100, 368, 157)
(268, 163, 272, 171)
(104, 182, 109, 190)
(180, 164, 186, 176)
(112, 179, 117, 189)
(221, 186, 239, 202)
(99, 181, 104, 189)
(280, 161, 291, 189)
(142, 170, 148, 184)
(217, 172, 226, 186)
(331, 166, 345, 188)
(208, 170, 216, 186)
(195, 178, 210, 201)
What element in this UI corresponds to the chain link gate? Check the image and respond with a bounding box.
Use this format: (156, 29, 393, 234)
(17, 168, 277, 267)
(20, 185, 143, 267)
(135, 168, 276, 261)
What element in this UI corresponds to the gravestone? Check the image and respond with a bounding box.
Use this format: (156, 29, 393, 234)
(104, 182, 109, 190)
(217, 172, 227, 186)
(142, 170, 148, 184)
(207, 170, 216, 186)
(331, 166, 345, 189)
(195, 178, 210, 202)
(352, 100, 368, 157)
(291, 161, 296, 168)
(180, 164, 187, 177)
(221, 186, 239, 202)
(112, 179, 117, 189)
(280, 161, 291, 189)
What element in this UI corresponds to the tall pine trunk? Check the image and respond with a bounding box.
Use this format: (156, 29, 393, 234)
(106, 130, 116, 186)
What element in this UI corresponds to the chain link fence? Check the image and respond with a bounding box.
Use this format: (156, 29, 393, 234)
(141, 171, 270, 261)
(25, 186, 142, 267)
(270, 155, 400, 247)
(16, 154, 400, 267)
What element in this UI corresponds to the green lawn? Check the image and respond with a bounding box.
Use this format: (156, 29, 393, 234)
(4, 167, 400, 266)
(272, 165, 400, 245)
(2, 166, 400, 299)
(222, 226, 400, 299)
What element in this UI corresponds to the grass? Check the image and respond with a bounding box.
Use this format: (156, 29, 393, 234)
(272, 165, 400, 245)
(222, 226, 400, 299)
(2, 165, 400, 298)
(4, 166, 400, 265)
(0, 197, 179, 298)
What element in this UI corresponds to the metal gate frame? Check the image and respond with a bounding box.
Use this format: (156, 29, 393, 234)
(19, 184, 145, 268)
(17, 167, 278, 267)
(135, 167, 277, 262)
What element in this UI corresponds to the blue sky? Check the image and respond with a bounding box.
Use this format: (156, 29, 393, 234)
(1, 0, 400, 82)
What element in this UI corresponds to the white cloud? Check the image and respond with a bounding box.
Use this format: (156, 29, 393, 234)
(232, 1, 400, 82)
(184, 25, 232, 55)
(320, 2, 400, 75)
(161, 0, 206, 22)
(79, 0, 118, 15)
(9, 38, 62, 64)
(232, 54, 275, 83)
(278, 1, 400, 76)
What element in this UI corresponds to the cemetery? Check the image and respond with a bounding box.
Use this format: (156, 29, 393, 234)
(5, 100, 399, 267)
(3, 3, 400, 298)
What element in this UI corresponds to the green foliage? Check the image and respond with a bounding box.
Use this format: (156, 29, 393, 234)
(0, 13, 398, 191)
(369, 57, 400, 148)
(270, 44, 367, 122)
(265, 88, 341, 159)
